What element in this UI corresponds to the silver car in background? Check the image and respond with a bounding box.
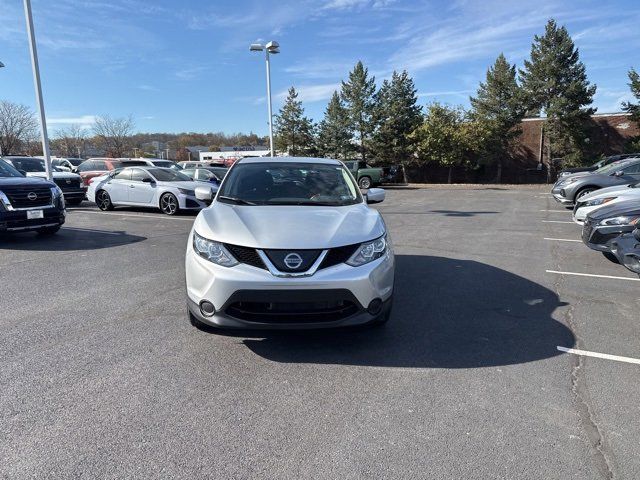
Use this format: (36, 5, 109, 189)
(185, 157, 394, 330)
(551, 158, 640, 205)
(87, 166, 214, 215)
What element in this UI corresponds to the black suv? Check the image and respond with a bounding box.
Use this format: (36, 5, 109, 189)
(0, 160, 66, 235)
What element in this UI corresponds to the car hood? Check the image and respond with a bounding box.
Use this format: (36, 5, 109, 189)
(194, 202, 385, 249)
(27, 171, 80, 179)
(0, 176, 53, 187)
(588, 199, 640, 221)
(580, 183, 640, 202)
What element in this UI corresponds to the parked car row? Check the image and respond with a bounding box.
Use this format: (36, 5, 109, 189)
(551, 156, 640, 277)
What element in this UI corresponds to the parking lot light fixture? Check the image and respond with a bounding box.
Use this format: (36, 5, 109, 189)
(250, 41, 280, 157)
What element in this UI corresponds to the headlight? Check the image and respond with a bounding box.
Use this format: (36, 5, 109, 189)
(50, 185, 63, 197)
(584, 197, 616, 207)
(347, 234, 387, 267)
(600, 215, 640, 226)
(559, 177, 579, 186)
(178, 188, 195, 196)
(192, 232, 238, 267)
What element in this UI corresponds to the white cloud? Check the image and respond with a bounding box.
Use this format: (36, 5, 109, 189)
(276, 83, 340, 103)
(47, 115, 98, 129)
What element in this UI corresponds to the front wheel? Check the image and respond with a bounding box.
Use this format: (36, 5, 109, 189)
(358, 176, 372, 189)
(96, 190, 114, 211)
(160, 193, 179, 215)
(576, 187, 596, 201)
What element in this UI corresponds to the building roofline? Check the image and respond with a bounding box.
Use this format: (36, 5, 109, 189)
(522, 112, 631, 122)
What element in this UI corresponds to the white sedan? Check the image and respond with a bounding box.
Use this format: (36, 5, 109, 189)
(572, 181, 640, 224)
(87, 166, 217, 215)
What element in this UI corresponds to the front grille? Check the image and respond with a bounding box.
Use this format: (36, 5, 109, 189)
(320, 244, 359, 269)
(225, 244, 267, 270)
(263, 249, 322, 272)
(54, 178, 81, 191)
(223, 289, 362, 323)
(2, 185, 52, 208)
(226, 300, 358, 323)
(590, 229, 631, 246)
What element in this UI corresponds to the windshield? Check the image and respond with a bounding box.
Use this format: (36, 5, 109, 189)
(151, 161, 175, 168)
(147, 168, 191, 182)
(217, 162, 362, 206)
(8, 158, 45, 172)
(596, 160, 631, 175)
(0, 160, 24, 177)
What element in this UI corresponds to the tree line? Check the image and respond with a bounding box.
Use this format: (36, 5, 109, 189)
(1, 19, 639, 183)
(274, 19, 640, 182)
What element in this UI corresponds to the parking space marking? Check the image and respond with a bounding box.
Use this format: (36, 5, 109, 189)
(540, 209, 571, 213)
(542, 220, 575, 224)
(69, 210, 195, 221)
(546, 270, 640, 281)
(557, 346, 640, 365)
(544, 238, 582, 242)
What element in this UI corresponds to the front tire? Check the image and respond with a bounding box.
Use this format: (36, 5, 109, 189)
(358, 176, 372, 189)
(96, 190, 114, 211)
(160, 193, 179, 215)
(575, 187, 596, 201)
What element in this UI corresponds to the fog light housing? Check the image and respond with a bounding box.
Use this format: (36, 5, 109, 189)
(199, 300, 216, 317)
(367, 298, 383, 315)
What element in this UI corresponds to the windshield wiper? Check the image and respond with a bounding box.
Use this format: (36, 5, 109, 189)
(217, 195, 257, 205)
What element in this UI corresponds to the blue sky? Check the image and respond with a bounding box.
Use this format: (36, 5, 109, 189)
(1, 0, 638, 137)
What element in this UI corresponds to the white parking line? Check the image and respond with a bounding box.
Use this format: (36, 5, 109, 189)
(557, 346, 640, 365)
(69, 210, 195, 221)
(542, 220, 575, 224)
(544, 238, 582, 243)
(540, 209, 570, 213)
(546, 270, 640, 281)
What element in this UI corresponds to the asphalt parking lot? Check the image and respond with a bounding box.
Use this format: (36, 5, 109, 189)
(1, 186, 639, 479)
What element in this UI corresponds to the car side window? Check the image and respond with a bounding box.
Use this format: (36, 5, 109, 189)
(623, 163, 640, 175)
(77, 161, 93, 172)
(112, 169, 131, 180)
(131, 168, 153, 182)
(93, 161, 107, 170)
(196, 170, 211, 181)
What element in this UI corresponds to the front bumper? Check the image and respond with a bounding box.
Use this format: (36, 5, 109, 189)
(0, 207, 65, 232)
(61, 188, 87, 201)
(581, 221, 633, 252)
(551, 186, 573, 204)
(572, 204, 599, 224)
(185, 234, 395, 329)
(178, 194, 208, 210)
(610, 234, 640, 276)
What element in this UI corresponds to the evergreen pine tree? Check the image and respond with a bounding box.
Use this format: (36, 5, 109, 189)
(622, 68, 640, 124)
(273, 87, 315, 156)
(470, 53, 525, 183)
(317, 91, 353, 159)
(371, 70, 423, 164)
(519, 19, 596, 171)
(340, 61, 376, 161)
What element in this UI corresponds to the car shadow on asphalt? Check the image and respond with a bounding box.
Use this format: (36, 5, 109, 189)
(377, 210, 499, 217)
(0, 227, 145, 251)
(230, 255, 574, 369)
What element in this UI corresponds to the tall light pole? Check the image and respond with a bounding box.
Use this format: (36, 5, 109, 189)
(250, 41, 279, 157)
(23, 0, 52, 180)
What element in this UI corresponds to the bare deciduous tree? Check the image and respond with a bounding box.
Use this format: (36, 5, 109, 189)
(0, 100, 39, 155)
(92, 115, 135, 157)
(53, 124, 88, 157)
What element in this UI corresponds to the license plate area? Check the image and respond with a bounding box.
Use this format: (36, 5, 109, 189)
(27, 210, 44, 219)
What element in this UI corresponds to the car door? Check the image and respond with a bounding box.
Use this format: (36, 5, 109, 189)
(129, 168, 157, 205)
(104, 169, 132, 203)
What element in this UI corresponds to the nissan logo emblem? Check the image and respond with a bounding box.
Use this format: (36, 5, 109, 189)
(283, 252, 303, 270)
(27, 192, 38, 201)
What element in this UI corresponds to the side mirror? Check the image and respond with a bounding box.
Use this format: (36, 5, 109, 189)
(18, 169, 27, 176)
(195, 185, 214, 204)
(614, 170, 624, 177)
(366, 187, 385, 204)
(142, 177, 155, 184)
